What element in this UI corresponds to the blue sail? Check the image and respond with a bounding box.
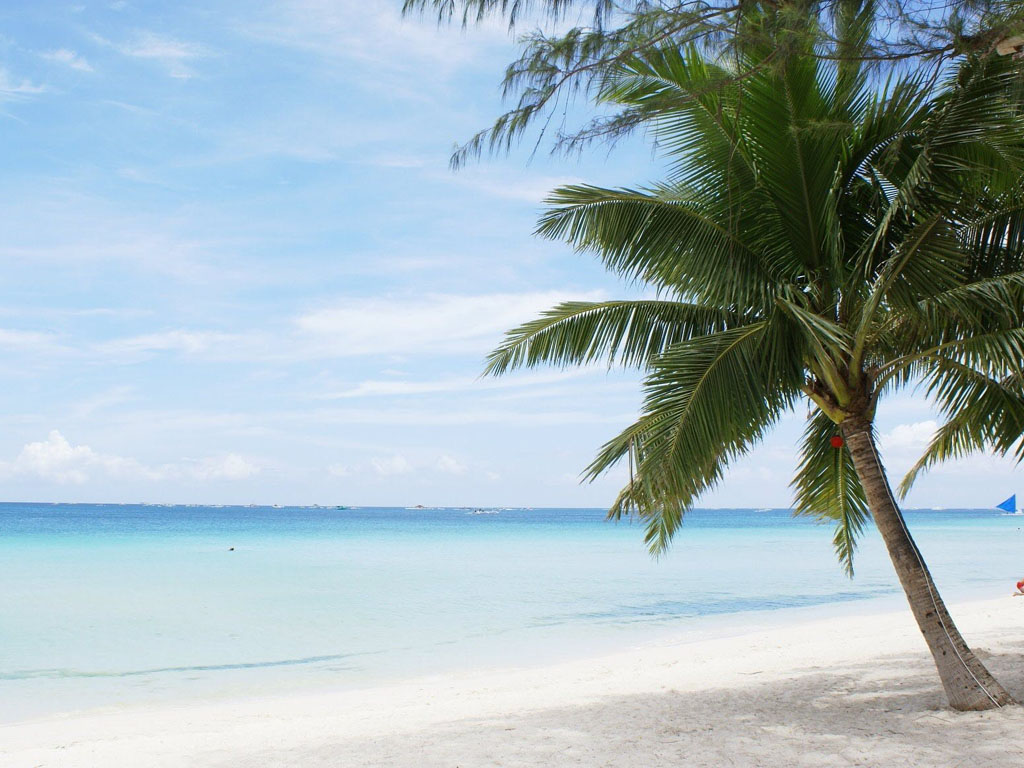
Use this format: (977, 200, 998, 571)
(996, 494, 1016, 513)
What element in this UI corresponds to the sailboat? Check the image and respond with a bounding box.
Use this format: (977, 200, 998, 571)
(996, 494, 1020, 515)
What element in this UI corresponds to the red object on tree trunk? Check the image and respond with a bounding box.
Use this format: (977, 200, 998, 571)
(830, 435, 844, 448)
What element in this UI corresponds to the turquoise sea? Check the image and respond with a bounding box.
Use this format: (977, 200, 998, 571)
(2, 503, 1021, 722)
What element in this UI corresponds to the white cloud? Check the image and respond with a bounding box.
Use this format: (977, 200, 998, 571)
(41, 49, 93, 72)
(209, 108, 392, 163)
(95, 330, 242, 357)
(0, 328, 61, 351)
(48, 406, 632, 453)
(450, 170, 586, 204)
(295, 291, 604, 357)
(121, 32, 204, 60)
(71, 385, 137, 418)
(100, 99, 160, 116)
(83, 291, 606, 366)
(369, 153, 426, 169)
(320, 370, 596, 399)
(370, 454, 413, 476)
(729, 464, 776, 482)
(0, 210, 248, 284)
(97, 31, 208, 79)
(324, 377, 485, 398)
(436, 454, 467, 475)
(880, 420, 938, 455)
(0, 306, 152, 320)
(342, 453, 467, 478)
(186, 453, 259, 480)
(0, 431, 258, 484)
(878, 419, 1020, 496)
(312, 406, 630, 427)
(0, 68, 47, 100)
(242, 0, 508, 79)
(0, 430, 153, 484)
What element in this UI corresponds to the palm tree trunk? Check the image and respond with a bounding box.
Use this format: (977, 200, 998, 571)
(840, 416, 1015, 710)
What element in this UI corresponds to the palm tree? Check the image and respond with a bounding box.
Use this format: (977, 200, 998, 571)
(484, 40, 1024, 709)
(404, 0, 1024, 166)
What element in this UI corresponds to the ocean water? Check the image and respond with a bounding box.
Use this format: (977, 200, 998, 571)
(1, 503, 1021, 722)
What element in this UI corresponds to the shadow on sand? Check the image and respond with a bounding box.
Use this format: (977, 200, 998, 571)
(247, 645, 1024, 768)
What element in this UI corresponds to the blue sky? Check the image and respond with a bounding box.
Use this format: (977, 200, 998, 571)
(0, 0, 1019, 507)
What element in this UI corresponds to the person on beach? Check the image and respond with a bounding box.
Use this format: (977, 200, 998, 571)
(1015, 579, 1024, 596)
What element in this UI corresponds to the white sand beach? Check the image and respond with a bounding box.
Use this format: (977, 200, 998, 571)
(3, 597, 1022, 768)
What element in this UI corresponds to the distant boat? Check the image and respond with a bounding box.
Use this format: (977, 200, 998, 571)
(996, 494, 1020, 514)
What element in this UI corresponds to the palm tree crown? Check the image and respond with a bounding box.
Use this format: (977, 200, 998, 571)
(487, 45, 1024, 567)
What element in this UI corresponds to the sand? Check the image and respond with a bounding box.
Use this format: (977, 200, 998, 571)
(3, 597, 1023, 767)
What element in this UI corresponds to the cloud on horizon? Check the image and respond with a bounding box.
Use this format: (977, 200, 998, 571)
(0, 431, 259, 485)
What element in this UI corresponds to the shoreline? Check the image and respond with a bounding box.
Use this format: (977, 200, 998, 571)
(0, 587, 931, 724)
(0, 577, 918, 725)
(4, 595, 1023, 767)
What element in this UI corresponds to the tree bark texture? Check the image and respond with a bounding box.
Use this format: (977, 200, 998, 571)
(841, 416, 1015, 710)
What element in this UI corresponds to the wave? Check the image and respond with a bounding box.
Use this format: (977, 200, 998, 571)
(0, 650, 379, 681)
(530, 587, 899, 628)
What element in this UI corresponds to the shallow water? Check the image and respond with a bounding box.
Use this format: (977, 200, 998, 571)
(1, 503, 1020, 721)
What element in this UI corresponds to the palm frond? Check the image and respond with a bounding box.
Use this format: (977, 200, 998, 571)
(792, 410, 871, 576)
(537, 184, 778, 305)
(597, 45, 756, 192)
(484, 299, 735, 375)
(915, 271, 1024, 323)
(585, 320, 803, 553)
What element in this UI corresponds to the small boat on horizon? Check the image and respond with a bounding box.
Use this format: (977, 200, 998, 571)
(996, 494, 1020, 515)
